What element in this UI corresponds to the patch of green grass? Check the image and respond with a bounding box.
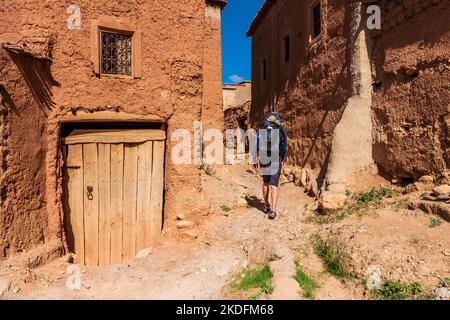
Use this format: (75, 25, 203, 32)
(371, 280, 436, 300)
(294, 260, 318, 299)
(232, 265, 274, 299)
(220, 205, 231, 213)
(303, 209, 347, 225)
(249, 293, 262, 300)
(429, 217, 442, 228)
(312, 234, 353, 279)
(357, 187, 392, 207)
(371, 280, 408, 300)
(306, 187, 394, 225)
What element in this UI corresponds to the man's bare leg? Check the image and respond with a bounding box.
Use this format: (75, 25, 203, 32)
(271, 186, 279, 213)
(263, 183, 270, 208)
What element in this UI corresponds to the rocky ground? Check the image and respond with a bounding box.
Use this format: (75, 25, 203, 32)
(0, 165, 449, 300)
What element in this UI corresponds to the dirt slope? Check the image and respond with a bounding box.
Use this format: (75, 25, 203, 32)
(0, 165, 448, 300)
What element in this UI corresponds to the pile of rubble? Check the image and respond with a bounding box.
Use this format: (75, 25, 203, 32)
(279, 166, 319, 197)
(422, 185, 450, 203)
(406, 171, 450, 222)
(404, 171, 450, 202)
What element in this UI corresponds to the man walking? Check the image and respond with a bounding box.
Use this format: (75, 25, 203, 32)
(252, 112, 288, 220)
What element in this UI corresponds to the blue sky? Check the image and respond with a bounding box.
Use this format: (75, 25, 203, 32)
(221, 0, 265, 84)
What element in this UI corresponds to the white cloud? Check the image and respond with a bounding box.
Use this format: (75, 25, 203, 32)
(229, 74, 244, 84)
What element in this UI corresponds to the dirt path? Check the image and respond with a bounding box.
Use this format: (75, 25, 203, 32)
(1, 165, 449, 300)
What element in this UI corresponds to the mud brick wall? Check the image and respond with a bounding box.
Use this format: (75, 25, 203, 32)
(371, 0, 450, 180)
(249, 0, 449, 182)
(0, 0, 224, 260)
(249, 0, 352, 174)
(0, 50, 49, 258)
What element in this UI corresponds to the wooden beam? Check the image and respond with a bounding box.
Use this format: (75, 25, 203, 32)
(59, 111, 165, 124)
(62, 129, 166, 144)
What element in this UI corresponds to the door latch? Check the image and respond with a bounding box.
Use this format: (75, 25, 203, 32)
(87, 186, 94, 200)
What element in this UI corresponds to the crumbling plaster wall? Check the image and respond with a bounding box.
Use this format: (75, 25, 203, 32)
(249, 0, 353, 176)
(249, 0, 449, 189)
(371, 0, 450, 180)
(324, 2, 377, 194)
(0, 0, 224, 260)
(0, 49, 49, 259)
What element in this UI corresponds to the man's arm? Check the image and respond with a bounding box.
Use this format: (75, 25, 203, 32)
(250, 129, 259, 170)
(280, 127, 287, 161)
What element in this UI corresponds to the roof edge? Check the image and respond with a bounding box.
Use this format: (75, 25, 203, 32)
(206, 0, 228, 10)
(246, 0, 276, 37)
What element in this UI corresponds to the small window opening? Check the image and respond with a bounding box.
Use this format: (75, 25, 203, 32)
(284, 36, 290, 63)
(312, 2, 322, 39)
(262, 59, 267, 81)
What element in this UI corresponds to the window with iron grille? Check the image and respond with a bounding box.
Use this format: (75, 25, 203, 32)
(100, 31, 132, 76)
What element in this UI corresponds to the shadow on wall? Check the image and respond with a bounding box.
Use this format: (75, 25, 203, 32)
(5, 49, 60, 112)
(0, 84, 18, 114)
(249, 0, 356, 177)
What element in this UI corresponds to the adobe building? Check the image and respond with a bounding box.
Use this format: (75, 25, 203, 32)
(223, 81, 252, 130)
(0, 0, 227, 265)
(247, 0, 449, 205)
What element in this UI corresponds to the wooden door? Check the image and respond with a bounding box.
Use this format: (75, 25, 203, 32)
(63, 129, 165, 266)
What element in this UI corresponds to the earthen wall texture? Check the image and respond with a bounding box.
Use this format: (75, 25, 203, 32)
(0, 0, 223, 259)
(223, 82, 251, 129)
(249, 0, 352, 173)
(249, 0, 449, 180)
(371, 0, 450, 180)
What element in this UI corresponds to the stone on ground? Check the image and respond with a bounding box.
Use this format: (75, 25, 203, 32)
(176, 220, 194, 229)
(136, 248, 153, 259)
(418, 175, 434, 184)
(0, 278, 11, 297)
(433, 185, 450, 196)
(319, 191, 347, 210)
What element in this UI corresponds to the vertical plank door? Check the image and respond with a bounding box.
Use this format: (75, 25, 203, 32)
(150, 140, 165, 244)
(122, 144, 138, 260)
(66, 144, 85, 265)
(64, 129, 165, 266)
(83, 143, 99, 266)
(110, 143, 124, 264)
(98, 144, 111, 266)
(136, 141, 153, 252)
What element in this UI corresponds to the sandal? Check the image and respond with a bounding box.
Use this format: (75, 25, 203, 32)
(263, 205, 271, 215)
(268, 210, 277, 220)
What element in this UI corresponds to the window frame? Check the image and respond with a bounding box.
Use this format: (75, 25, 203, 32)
(308, 0, 323, 45)
(91, 17, 142, 78)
